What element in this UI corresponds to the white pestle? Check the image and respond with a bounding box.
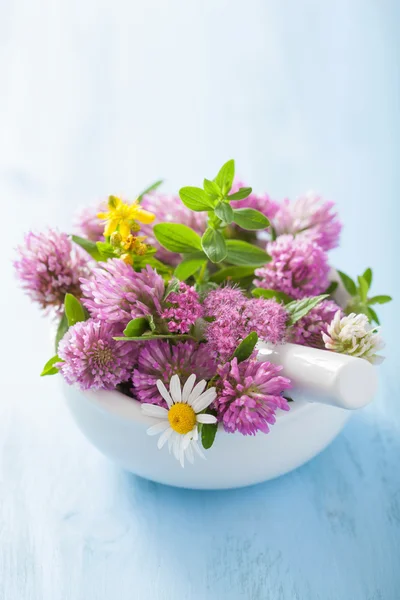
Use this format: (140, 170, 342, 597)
(257, 341, 378, 410)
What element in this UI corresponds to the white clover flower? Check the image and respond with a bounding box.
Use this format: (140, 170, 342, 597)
(322, 310, 385, 365)
(141, 374, 217, 467)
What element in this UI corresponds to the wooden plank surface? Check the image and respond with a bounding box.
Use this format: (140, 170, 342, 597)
(1, 1, 399, 598)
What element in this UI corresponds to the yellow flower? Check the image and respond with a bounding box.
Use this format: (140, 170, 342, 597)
(98, 196, 155, 239)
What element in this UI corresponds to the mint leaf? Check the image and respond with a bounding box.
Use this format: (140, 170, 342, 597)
(251, 288, 292, 304)
(286, 295, 329, 326)
(232, 208, 270, 230)
(201, 228, 227, 263)
(203, 178, 221, 197)
(114, 334, 193, 341)
(214, 202, 234, 224)
(225, 240, 270, 266)
(367, 306, 380, 325)
(337, 271, 357, 296)
(55, 311, 69, 350)
(179, 187, 214, 211)
(64, 294, 87, 327)
(232, 331, 258, 363)
(362, 267, 373, 289)
(174, 257, 207, 281)
(153, 223, 202, 254)
(210, 265, 255, 284)
(41, 355, 62, 377)
(123, 317, 149, 337)
(137, 179, 163, 201)
(228, 187, 252, 200)
(214, 159, 235, 195)
(71, 235, 102, 261)
(201, 419, 218, 450)
(368, 295, 392, 305)
(96, 241, 116, 259)
(357, 275, 369, 303)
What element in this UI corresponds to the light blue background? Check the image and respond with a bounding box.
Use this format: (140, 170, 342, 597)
(1, 1, 399, 598)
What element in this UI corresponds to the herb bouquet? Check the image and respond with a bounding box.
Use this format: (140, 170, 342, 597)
(15, 160, 391, 474)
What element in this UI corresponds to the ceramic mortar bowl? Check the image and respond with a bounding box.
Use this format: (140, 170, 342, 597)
(62, 381, 352, 490)
(61, 338, 378, 490)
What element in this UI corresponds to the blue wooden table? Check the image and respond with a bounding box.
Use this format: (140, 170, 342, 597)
(1, 1, 399, 598)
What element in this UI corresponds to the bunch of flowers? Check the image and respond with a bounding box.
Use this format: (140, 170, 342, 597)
(14, 159, 391, 468)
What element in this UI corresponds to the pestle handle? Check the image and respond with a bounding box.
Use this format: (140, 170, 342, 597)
(257, 341, 378, 410)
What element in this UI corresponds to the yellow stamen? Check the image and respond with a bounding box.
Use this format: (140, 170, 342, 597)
(168, 403, 197, 435)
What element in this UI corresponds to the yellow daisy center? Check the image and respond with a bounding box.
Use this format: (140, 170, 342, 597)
(168, 403, 197, 435)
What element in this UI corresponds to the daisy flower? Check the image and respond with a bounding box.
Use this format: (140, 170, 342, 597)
(141, 374, 217, 467)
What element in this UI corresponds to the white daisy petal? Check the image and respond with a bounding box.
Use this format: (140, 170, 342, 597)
(168, 431, 175, 453)
(173, 432, 181, 461)
(187, 379, 207, 406)
(179, 448, 185, 468)
(182, 429, 195, 451)
(196, 413, 218, 424)
(193, 427, 199, 441)
(192, 388, 217, 413)
(192, 440, 206, 460)
(182, 373, 196, 403)
(141, 404, 169, 418)
(157, 427, 173, 449)
(147, 421, 170, 436)
(169, 374, 182, 403)
(156, 380, 173, 408)
(185, 443, 194, 464)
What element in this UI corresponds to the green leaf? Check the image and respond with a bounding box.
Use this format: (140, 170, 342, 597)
(251, 288, 292, 304)
(179, 186, 215, 211)
(164, 277, 181, 299)
(55, 311, 69, 350)
(201, 419, 218, 450)
(203, 178, 221, 197)
(232, 331, 259, 363)
(174, 257, 207, 281)
(325, 281, 339, 295)
(368, 295, 392, 305)
(153, 223, 202, 254)
(134, 255, 172, 275)
(357, 275, 369, 303)
(363, 267, 373, 289)
(210, 265, 255, 284)
(123, 317, 149, 337)
(214, 159, 235, 195)
(64, 293, 87, 327)
(214, 202, 234, 224)
(41, 355, 62, 377)
(201, 228, 227, 263)
(96, 241, 116, 259)
(232, 208, 270, 231)
(225, 240, 270, 266)
(337, 270, 357, 296)
(286, 295, 329, 326)
(137, 179, 163, 201)
(367, 306, 380, 325)
(228, 187, 252, 201)
(71, 235, 102, 261)
(114, 334, 194, 341)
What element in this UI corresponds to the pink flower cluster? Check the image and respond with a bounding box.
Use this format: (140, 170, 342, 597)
(254, 234, 330, 300)
(132, 340, 216, 406)
(14, 230, 89, 314)
(214, 356, 291, 435)
(161, 282, 203, 334)
(289, 300, 342, 349)
(203, 287, 288, 361)
(272, 192, 342, 251)
(80, 260, 165, 325)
